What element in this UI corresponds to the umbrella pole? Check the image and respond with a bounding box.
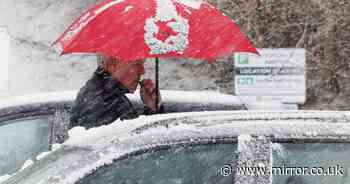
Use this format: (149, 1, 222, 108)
(155, 57, 159, 113)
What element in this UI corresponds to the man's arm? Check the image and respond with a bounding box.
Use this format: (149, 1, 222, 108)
(70, 66, 138, 129)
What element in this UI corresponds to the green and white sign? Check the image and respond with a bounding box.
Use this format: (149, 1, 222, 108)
(0, 27, 9, 91)
(234, 48, 306, 104)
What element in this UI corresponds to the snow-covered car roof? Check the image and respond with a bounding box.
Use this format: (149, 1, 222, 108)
(0, 90, 245, 110)
(0, 90, 246, 124)
(0, 89, 246, 183)
(3, 110, 350, 184)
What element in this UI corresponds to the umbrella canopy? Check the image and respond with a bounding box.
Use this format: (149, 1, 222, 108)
(54, 0, 258, 61)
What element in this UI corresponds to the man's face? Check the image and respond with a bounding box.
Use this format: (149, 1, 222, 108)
(105, 59, 145, 93)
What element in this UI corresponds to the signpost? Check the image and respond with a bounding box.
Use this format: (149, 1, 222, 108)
(234, 49, 306, 107)
(0, 27, 9, 91)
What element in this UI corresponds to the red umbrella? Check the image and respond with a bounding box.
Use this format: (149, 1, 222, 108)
(54, 0, 258, 111)
(54, 0, 257, 59)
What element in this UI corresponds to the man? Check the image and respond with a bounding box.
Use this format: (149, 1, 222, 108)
(70, 57, 162, 129)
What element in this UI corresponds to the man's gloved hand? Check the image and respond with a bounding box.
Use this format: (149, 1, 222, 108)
(140, 79, 162, 112)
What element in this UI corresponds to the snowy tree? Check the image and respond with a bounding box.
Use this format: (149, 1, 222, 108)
(208, 0, 350, 109)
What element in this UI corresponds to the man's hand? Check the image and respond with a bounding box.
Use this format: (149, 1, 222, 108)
(140, 79, 162, 112)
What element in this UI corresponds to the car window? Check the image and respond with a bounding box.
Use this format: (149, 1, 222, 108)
(0, 116, 50, 176)
(77, 143, 237, 184)
(272, 143, 350, 184)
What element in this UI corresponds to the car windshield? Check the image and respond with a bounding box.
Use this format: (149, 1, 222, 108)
(0, 116, 50, 176)
(77, 143, 237, 184)
(273, 143, 350, 184)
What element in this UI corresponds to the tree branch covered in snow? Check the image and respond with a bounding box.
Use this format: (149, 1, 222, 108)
(207, 0, 350, 110)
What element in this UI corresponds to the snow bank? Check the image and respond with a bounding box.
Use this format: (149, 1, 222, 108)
(36, 144, 61, 161)
(19, 159, 34, 171)
(0, 175, 12, 184)
(36, 152, 51, 161)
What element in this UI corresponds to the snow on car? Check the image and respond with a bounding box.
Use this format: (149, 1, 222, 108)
(2, 110, 350, 184)
(0, 90, 246, 180)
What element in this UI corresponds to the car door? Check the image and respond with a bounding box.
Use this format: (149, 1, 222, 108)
(0, 102, 70, 176)
(272, 140, 350, 184)
(0, 116, 50, 176)
(4, 111, 350, 184)
(73, 111, 350, 184)
(76, 141, 238, 184)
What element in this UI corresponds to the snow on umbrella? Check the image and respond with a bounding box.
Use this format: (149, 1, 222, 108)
(54, 0, 258, 111)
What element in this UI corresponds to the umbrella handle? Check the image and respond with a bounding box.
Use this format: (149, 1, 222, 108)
(155, 57, 159, 113)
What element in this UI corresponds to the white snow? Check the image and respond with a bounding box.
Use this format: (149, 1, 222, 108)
(65, 110, 350, 149)
(154, 0, 178, 21)
(245, 101, 285, 110)
(0, 89, 244, 110)
(0, 91, 77, 109)
(0, 0, 99, 98)
(130, 89, 243, 104)
(65, 111, 217, 148)
(36, 144, 61, 161)
(35, 144, 61, 161)
(68, 126, 88, 143)
(272, 143, 285, 158)
(237, 134, 252, 152)
(60, 115, 303, 183)
(9, 110, 350, 184)
(52, 144, 62, 151)
(19, 159, 34, 171)
(36, 152, 51, 161)
(0, 175, 12, 184)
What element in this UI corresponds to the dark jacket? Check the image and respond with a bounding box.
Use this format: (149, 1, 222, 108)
(70, 66, 149, 129)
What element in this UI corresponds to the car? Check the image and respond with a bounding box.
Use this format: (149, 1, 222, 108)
(2, 110, 350, 184)
(0, 90, 246, 178)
